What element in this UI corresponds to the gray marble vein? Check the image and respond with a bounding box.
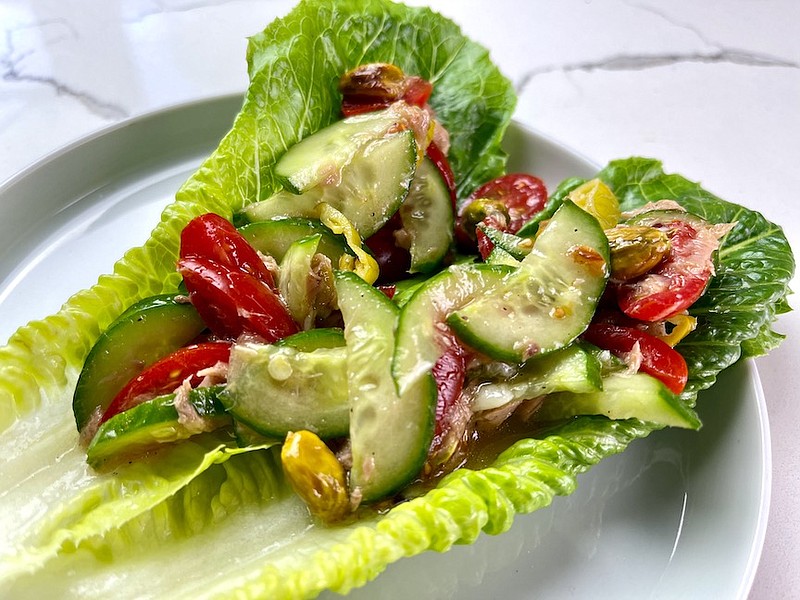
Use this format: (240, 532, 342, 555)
(1, 21, 129, 120)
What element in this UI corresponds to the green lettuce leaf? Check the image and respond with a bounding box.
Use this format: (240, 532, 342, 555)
(0, 2, 793, 600)
(598, 157, 795, 401)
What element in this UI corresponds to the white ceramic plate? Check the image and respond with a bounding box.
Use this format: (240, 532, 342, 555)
(0, 97, 770, 599)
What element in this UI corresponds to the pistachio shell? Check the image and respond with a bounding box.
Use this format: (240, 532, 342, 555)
(606, 225, 671, 281)
(281, 430, 350, 523)
(460, 197, 510, 242)
(339, 63, 405, 101)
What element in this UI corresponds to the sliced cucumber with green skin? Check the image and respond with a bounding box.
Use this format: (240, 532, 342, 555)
(335, 271, 435, 503)
(448, 201, 610, 363)
(516, 176, 587, 238)
(471, 343, 603, 412)
(275, 327, 344, 351)
(391, 273, 432, 308)
(233, 421, 281, 447)
(537, 371, 702, 429)
(279, 234, 322, 330)
(399, 157, 454, 273)
(274, 109, 402, 194)
(484, 245, 521, 267)
(86, 386, 229, 469)
(478, 224, 533, 261)
(238, 217, 349, 263)
(241, 129, 418, 238)
(624, 208, 709, 229)
(72, 294, 206, 432)
(221, 343, 349, 439)
(393, 263, 513, 399)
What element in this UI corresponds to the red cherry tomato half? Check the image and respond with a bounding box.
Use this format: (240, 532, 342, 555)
(474, 212, 508, 261)
(456, 173, 547, 255)
(101, 341, 232, 423)
(180, 213, 276, 290)
(341, 75, 433, 117)
(582, 322, 688, 395)
(469, 173, 548, 235)
(364, 213, 411, 283)
(178, 256, 299, 342)
(431, 332, 468, 446)
(341, 99, 392, 117)
(402, 76, 433, 107)
(616, 219, 716, 322)
(425, 141, 457, 209)
(376, 284, 397, 299)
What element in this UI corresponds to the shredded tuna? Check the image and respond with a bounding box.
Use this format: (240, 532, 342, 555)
(308, 253, 337, 326)
(426, 393, 472, 474)
(79, 407, 104, 448)
(515, 396, 545, 422)
(475, 398, 524, 428)
(349, 487, 363, 511)
(622, 200, 685, 218)
(259, 252, 280, 282)
(335, 440, 353, 470)
(196, 361, 228, 387)
(423, 104, 451, 155)
(386, 101, 433, 156)
(173, 378, 210, 435)
(620, 341, 644, 375)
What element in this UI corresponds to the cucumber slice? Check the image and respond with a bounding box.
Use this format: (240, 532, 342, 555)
(471, 343, 603, 412)
(238, 217, 349, 263)
(393, 263, 513, 399)
(233, 421, 281, 447)
(241, 129, 418, 237)
(86, 386, 229, 468)
(391, 273, 431, 308)
(399, 157, 454, 273)
(537, 371, 701, 429)
(72, 294, 206, 432)
(448, 201, 610, 363)
(275, 327, 344, 351)
(335, 271, 435, 503)
(221, 343, 349, 439)
(274, 109, 402, 194)
(485, 246, 521, 267)
(625, 208, 709, 229)
(279, 234, 322, 329)
(477, 224, 533, 261)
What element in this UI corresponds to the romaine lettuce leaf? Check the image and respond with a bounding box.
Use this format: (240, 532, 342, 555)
(0, 2, 793, 600)
(598, 157, 795, 401)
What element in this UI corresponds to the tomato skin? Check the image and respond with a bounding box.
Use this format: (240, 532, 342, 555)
(341, 99, 391, 117)
(431, 333, 468, 443)
(100, 341, 232, 423)
(582, 322, 688, 394)
(475, 213, 507, 260)
(425, 141, 457, 209)
(180, 213, 276, 290)
(376, 284, 397, 299)
(364, 214, 411, 283)
(402, 76, 433, 107)
(616, 220, 714, 322)
(470, 173, 548, 235)
(178, 256, 299, 341)
(456, 173, 547, 254)
(340, 75, 433, 117)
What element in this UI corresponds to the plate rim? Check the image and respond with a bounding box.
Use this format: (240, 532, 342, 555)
(0, 94, 772, 598)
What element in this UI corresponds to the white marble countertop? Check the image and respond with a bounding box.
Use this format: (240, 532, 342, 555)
(1, 1, 798, 597)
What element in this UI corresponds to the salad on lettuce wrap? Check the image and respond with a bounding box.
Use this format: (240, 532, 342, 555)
(0, 0, 794, 598)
